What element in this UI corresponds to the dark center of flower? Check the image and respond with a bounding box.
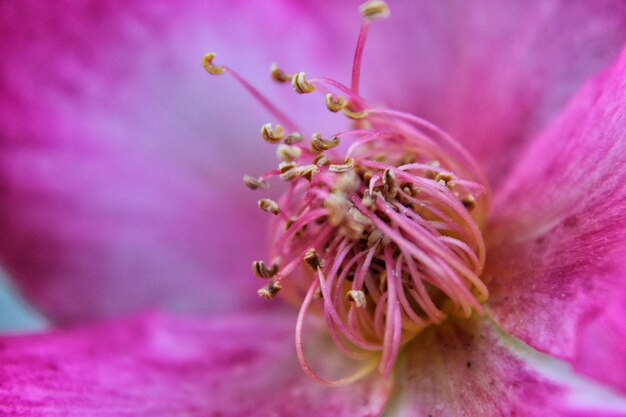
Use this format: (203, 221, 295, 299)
(204, 0, 491, 385)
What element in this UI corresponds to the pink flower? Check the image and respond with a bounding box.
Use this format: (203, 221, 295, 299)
(0, 0, 625, 415)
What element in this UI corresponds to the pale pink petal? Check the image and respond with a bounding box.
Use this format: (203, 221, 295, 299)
(0, 312, 392, 416)
(484, 46, 626, 392)
(389, 318, 626, 417)
(0, 1, 347, 324)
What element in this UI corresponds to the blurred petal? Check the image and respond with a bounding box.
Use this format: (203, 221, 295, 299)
(0, 1, 348, 324)
(484, 46, 626, 392)
(1, 0, 625, 324)
(0, 312, 392, 417)
(388, 318, 626, 417)
(308, 0, 626, 187)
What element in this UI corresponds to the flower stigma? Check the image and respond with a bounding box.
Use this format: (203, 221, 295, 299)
(204, 0, 491, 386)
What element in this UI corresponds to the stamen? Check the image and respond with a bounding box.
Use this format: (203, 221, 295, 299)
(243, 175, 269, 190)
(258, 198, 281, 215)
(258, 279, 282, 299)
(252, 260, 279, 278)
(329, 157, 355, 173)
(276, 144, 302, 162)
(202, 52, 225, 75)
(270, 63, 292, 83)
(304, 248, 325, 270)
(292, 72, 316, 94)
(261, 123, 284, 143)
(346, 290, 367, 308)
(284, 132, 304, 145)
(311, 133, 341, 152)
(325, 93, 347, 112)
(351, 1, 390, 93)
(359, 0, 390, 20)
(203, 53, 298, 132)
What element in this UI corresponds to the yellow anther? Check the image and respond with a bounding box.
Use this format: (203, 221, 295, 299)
(243, 175, 269, 190)
(435, 172, 453, 185)
(346, 290, 367, 308)
(362, 189, 376, 208)
(300, 165, 319, 181)
(359, 0, 390, 20)
(284, 132, 304, 145)
(343, 107, 368, 120)
(329, 157, 355, 173)
(258, 279, 282, 300)
(382, 168, 398, 199)
(462, 195, 476, 210)
(258, 198, 281, 215)
(325, 94, 346, 112)
(313, 154, 330, 167)
(202, 52, 225, 75)
(252, 260, 279, 278)
(270, 63, 292, 83)
(292, 72, 316, 94)
(304, 248, 325, 271)
(311, 133, 341, 153)
(261, 123, 284, 143)
(276, 144, 302, 162)
(278, 161, 297, 173)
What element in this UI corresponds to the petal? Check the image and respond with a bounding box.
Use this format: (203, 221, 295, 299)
(0, 1, 349, 324)
(484, 46, 626, 392)
(307, 0, 626, 187)
(389, 317, 626, 417)
(0, 312, 392, 416)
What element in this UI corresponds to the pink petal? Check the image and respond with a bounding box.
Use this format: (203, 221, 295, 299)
(0, 1, 348, 324)
(307, 0, 626, 187)
(2, 0, 625, 325)
(484, 46, 626, 392)
(0, 312, 392, 416)
(363, 0, 626, 188)
(390, 317, 626, 417)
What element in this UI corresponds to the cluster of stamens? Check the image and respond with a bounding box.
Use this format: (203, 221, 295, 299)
(205, 0, 490, 384)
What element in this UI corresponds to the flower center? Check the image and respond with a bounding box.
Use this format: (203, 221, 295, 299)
(204, 0, 490, 385)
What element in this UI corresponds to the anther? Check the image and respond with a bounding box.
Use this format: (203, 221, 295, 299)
(343, 107, 369, 120)
(435, 172, 453, 185)
(462, 195, 476, 210)
(292, 72, 316, 94)
(276, 144, 302, 162)
(329, 157, 355, 173)
(382, 168, 398, 200)
(202, 52, 225, 75)
(243, 175, 269, 190)
(252, 260, 279, 278)
(284, 132, 304, 145)
(279, 161, 297, 173)
(314, 154, 331, 167)
(270, 63, 291, 83)
(346, 290, 367, 308)
(300, 165, 319, 181)
(261, 123, 284, 143)
(362, 189, 376, 208)
(258, 198, 281, 215)
(359, 0, 390, 20)
(258, 279, 282, 300)
(325, 94, 347, 112)
(304, 248, 325, 271)
(311, 133, 341, 152)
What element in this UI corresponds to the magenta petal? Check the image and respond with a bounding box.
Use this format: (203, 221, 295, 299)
(390, 318, 626, 417)
(0, 312, 391, 416)
(485, 46, 626, 392)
